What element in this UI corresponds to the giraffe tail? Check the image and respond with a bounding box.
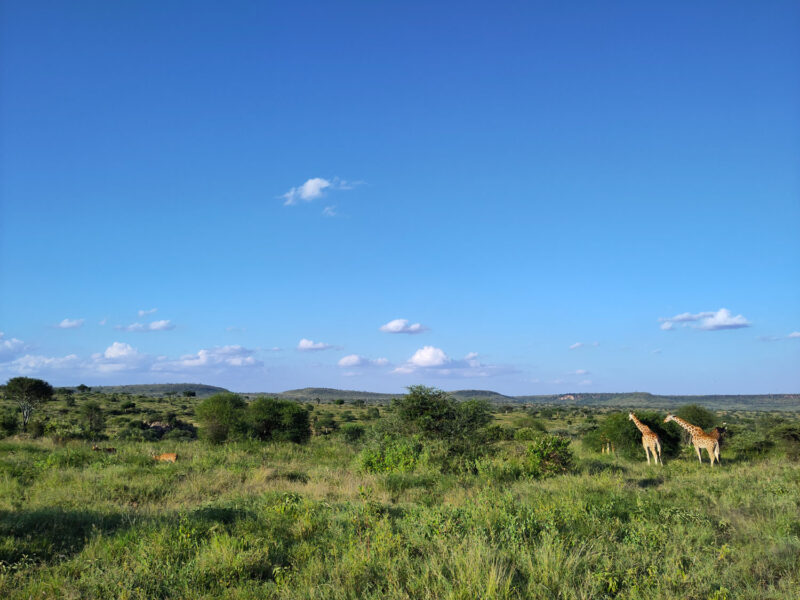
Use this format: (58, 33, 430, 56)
(714, 440, 721, 465)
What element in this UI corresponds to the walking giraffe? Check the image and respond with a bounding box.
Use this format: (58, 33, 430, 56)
(664, 414, 720, 466)
(628, 412, 662, 465)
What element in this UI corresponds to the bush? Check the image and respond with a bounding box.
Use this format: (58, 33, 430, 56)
(313, 412, 338, 434)
(365, 407, 380, 420)
(163, 428, 196, 442)
(195, 393, 246, 444)
(514, 427, 540, 441)
(485, 424, 515, 442)
(0, 411, 19, 437)
(80, 401, 105, 437)
(523, 434, 574, 478)
(248, 398, 310, 443)
(340, 423, 365, 443)
(359, 436, 424, 473)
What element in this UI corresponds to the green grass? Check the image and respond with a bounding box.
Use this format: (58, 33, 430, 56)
(0, 429, 798, 599)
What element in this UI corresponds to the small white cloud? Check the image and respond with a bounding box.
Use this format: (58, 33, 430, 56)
(104, 342, 137, 359)
(337, 354, 389, 368)
(379, 319, 428, 334)
(652, 348, 663, 354)
(282, 177, 331, 205)
(0, 332, 27, 362)
(90, 342, 148, 373)
(297, 338, 333, 352)
(569, 342, 584, 350)
(788, 331, 800, 338)
(99, 318, 107, 326)
(138, 308, 158, 317)
(409, 346, 449, 367)
(57, 318, 84, 329)
(392, 346, 513, 378)
(571, 369, 590, 375)
(322, 205, 337, 217)
(659, 308, 750, 331)
(578, 379, 592, 386)
(116, 320, 175, 332)
(226, 326, 245, 332)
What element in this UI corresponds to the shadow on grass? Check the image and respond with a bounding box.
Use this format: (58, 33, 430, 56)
(0, 508, 128, 565)
(580, 459, 628, 475)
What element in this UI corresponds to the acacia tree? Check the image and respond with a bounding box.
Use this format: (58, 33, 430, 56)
(5, 377, 53, 430)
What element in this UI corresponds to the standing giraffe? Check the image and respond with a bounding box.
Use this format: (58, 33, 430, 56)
(628, 413, 663, 465)
(664, 414, 720, 466)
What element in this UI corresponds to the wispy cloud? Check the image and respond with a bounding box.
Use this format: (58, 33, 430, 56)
(337, 354, 390, 368)
(759, 331, 800, 342)
(137, 308, 158, 317)
(659, 308, 751, 331)
(322, 205, 337, 217)
(98, 318, 107, 326)
(115, 320, 175, 332)
(297, 338, 333, 352)
(0, 332, 26, 362)
(568, 342, 583, 350)
(1, 341, 263, 378)
(570, 369, 590, 375)
(56, 318, 84, 329)
(379, 319, 428, 335)
(281, 177, 359, 206)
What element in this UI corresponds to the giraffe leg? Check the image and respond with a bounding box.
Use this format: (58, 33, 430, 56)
(707, 447, 715, 467)
(695, 444, 702, 464)
(714, 442, 721, 465)
(644, 443, 651, 465)
(656, 440, 663, 465)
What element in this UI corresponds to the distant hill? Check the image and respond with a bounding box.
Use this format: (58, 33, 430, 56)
(53, 383, 799, 411)
(73, 383, 229, 398)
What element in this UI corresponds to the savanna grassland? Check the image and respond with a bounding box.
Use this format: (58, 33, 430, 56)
(0, 386, 798, 599)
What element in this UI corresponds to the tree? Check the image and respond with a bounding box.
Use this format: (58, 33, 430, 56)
(76, 384, 91, 393)
(195, 393, 246, 444)
(80, 401, 105, 437)
(182, 390, 196, 397)
(248, 398, 310, 443)
(6, 377, 53, 431)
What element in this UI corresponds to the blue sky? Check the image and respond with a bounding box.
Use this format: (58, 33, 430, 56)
(1, 1, 798, 395)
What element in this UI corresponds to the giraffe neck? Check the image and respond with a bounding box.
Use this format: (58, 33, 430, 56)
(630, 415, 650, 433)
(670, 416, 702, 437)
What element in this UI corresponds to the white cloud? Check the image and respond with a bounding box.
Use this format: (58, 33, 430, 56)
(322, 205, 337, 217)
(281, 177, 361, 206)
(0, 332, 26, 362)
(571, 369, 590, 375)
(569, 342, 584, 350)
(379, 319, 428, 334)
(337, 354, 389, 368)
(57, 318, 84, 329)
(789, 332, 800, 339)
(578, 379, 593, 386)
(138, 308, 158, 317)
(409, 346, 449, 367)
(297, 338, 333, 352)
(659, 308, 751, 331)
(392, 347, 513, 378)
(9, 353, 81, 374)
(99, 318, 107, 326)
(116, 320, 175, 332)
(156, 345, 262, 370)
(104, 342, 137, 359)
(652, 348, 663, 354)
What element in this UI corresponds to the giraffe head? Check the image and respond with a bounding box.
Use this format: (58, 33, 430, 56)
(663, 414, 675, 424)
(628, 412, 635, 421)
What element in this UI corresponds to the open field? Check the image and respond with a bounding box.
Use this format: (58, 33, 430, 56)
(0, 391, 798, 599)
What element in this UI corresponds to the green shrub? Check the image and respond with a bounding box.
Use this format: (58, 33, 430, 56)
(340, 423, 365, 443)
(365, 407, 380, 420)
(80, 401, 105, 437)
(523, 434, 574, 478)
(248, 398, 311, 443)
(0, 410, 19, 437)
(485, 424, 515, 442)
(514, 427, 540, 441)
(196, 393, 246, 444)
(359, 436, 423, 473)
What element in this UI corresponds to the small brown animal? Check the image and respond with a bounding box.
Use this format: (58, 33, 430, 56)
(153, 452, 177, 463)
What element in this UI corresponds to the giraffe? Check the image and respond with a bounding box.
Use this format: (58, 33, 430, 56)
(628, 412, 662, 465)
(600, 436, 615, 454)
(664, 414, 720, 466)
